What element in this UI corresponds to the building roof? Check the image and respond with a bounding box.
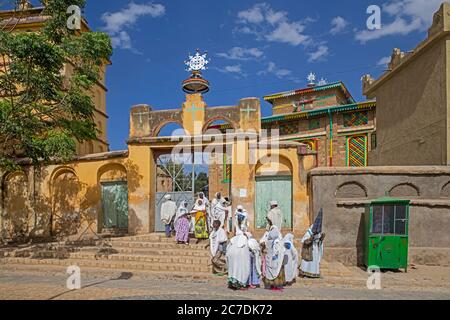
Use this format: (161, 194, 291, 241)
(207, 100, 376, 130)
(263, 81, 356, 105)
(261, 100, 376, 124)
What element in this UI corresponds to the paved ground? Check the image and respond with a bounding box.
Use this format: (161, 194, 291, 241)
(1, 264, 450, 300)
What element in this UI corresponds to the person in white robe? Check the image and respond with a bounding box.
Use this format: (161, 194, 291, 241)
(226, 230, 250, 290)
(211, 192, 222, 208)
(211, 198, 228, 229)
(160, 194, 177, 238)
(209, 219, 228, 274)
(299, 225, 325, 278)
(262, 220, 286, 290)
(235, 205, 249, 234)
(247, 234, 262, 288)
(267, 200, 283, 231)
(192, 198, 208, 241)
(283, 233, 298, 285)
(198, 192, 210, 228)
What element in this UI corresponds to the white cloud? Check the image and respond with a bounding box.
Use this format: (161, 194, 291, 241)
(330, 16, 349, 35)
(308, 45, 329, 62)
(266, 21, 310, 46)
(111, 31, 132, 49)
(355, 0, 442, 43)
(102, 2, 165, 50)
(258, 61, 292, 78)
(216, 47, 264, 60)
(235, 3, 311, 47)
(377, 56, 391, 66)
(237, 3, 266, 24)
(216, 65, 246, 77)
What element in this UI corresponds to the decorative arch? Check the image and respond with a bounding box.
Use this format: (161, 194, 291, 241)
(441, 181, 450, 198)
(50, 167, 81, 237)
(335, 181, 368, 198)
(388, 183, 420, 198)
(203, 116, 236, 133)
(97, 163, 127, 183)
(255, 153, 293, 177)
(152, 121, 185, 137)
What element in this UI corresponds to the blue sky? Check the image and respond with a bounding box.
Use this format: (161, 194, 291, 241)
(17, 0, 447, 150)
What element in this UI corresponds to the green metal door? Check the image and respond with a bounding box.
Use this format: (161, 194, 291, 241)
(101, 181, 128, 229)
(367, 202, 409, 270)
(255, 176, 292, 229)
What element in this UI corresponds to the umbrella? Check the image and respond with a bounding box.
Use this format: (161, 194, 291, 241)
(312, 208, 323, 234)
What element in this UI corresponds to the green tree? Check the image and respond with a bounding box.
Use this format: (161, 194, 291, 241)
(194, 171, 208, 194)
(0, 0, 112, 170)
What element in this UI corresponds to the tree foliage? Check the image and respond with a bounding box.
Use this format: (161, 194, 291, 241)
(0, 0, 112, 170)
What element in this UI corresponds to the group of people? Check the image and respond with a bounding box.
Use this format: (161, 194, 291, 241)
(160, 192, 232, 245)
(159, 192, 326, 291)
(225, 208, 325, 291)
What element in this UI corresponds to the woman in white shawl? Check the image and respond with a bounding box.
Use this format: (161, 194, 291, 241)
(192, 198, 208, 241)
(174, 201, 190, 244)
(209, 220, 228, 275)
(211, 198, 228, 229)
(226, 230, 250, 290)
(283, 233, 298, 285)
(299, 225, 325, 278)
(247, 234, 262, 288)
(234, 205, 249, 234)
(262, 219, 286, 291)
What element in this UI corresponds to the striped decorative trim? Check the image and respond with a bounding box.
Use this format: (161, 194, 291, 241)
(208, 100, 376, 130)
(347, 135, 367, 167)
(264, 82, 355, 104)
(261, 101, 376, 124)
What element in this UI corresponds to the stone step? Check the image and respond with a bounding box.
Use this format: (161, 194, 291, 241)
(0, 263, 222, 281)
(2, 257, 211, 273)
(94, 247, 211, 257)
(108, 241, 207, 251)
(66, 252, 211, 265)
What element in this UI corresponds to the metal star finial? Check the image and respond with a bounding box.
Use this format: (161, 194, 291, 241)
(184, 49, 210, 72)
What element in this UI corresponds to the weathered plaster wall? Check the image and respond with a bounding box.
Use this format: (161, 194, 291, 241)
(0, 151, 152, 241)
(365, 3, 450, 166)
(308, 166, 450, 266)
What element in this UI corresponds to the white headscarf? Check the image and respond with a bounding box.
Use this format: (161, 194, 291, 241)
(248, 235, 262, 277)
(264, 225, 286, 280)
(192, 198, 206, 211)
(283, 233, 298, 282)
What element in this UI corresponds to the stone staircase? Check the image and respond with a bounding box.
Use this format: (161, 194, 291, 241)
(0, 233, 354, 279)
(0, 233, 213, 277)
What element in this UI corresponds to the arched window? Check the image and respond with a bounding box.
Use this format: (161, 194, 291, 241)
(156, 122, 186, 137)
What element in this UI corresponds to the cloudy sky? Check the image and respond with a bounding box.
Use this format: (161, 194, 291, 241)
(10, 0, 446, 149)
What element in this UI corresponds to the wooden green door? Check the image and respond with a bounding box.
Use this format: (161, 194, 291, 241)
(255, 176, 292, 229)
(101, 181, 128, 230)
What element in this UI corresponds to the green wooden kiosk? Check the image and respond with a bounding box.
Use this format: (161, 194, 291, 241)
(364, 197, 410, 272)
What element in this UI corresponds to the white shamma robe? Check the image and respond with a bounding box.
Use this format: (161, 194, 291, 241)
(226, 232, 250, 289)
(267, 207, 283, 230)
(283, 233, 298, 284)
(160, 199, 177, 225)
(209, 227, 228, 256)
(299, 226, 324, 278)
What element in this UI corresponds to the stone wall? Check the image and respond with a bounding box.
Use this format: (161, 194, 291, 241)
(364, 3, 450, 166)
(308, 166, 450, 267)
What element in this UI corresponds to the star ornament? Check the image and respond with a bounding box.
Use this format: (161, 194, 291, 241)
(185, 50, 210, 72)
